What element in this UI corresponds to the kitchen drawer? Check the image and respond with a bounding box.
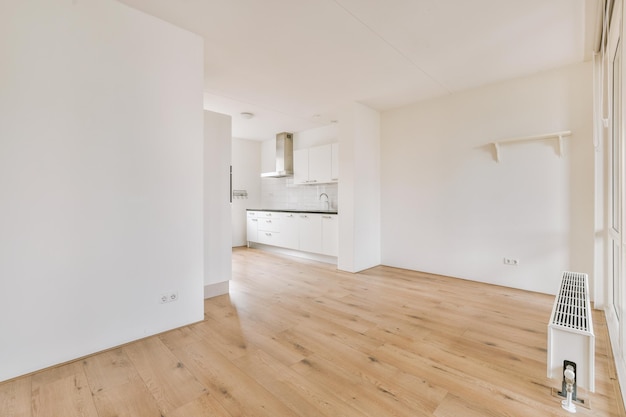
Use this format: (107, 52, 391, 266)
(258, 230, 280, 245)
(257, 211, 278, 219)
(257, 217, 282, 232)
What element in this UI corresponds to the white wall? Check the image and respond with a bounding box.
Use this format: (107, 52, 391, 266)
(294, 124, 338, 149)
(338, 103, 382, 273)
(231, 137, 261, 247)
(0, 0, 204, 382)
(261, 137, 277, 174)
(381, 62, 594, 295)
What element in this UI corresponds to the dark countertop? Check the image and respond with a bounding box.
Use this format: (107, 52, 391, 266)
(247, 208, 338, 215)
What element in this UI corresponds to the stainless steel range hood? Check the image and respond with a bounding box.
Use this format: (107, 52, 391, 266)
(261, 132, 293, 178)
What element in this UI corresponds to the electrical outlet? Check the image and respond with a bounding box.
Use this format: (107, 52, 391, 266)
(503, 258, 519, 266)
(159, 291, 179, 304)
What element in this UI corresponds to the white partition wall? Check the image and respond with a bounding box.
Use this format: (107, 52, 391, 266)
(0, 0, 204, 382)
(338, 103, 382, 273)
(204, 111, 232, 297)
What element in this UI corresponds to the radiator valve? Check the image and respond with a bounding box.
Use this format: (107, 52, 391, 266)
(561, 365, 577, 413)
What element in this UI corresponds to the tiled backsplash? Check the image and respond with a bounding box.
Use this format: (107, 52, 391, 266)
(261, 177, 338, 211)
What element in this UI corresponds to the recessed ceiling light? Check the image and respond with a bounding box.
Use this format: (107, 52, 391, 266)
(240, 112, 254, 119)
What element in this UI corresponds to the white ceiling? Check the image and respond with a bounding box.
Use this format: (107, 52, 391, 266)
(118, 0, 601, 141)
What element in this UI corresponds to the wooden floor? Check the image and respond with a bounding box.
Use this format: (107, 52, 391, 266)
(1, 247, 625, 417)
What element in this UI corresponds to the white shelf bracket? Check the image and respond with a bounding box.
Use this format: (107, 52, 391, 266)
(494, 142, 501, 163)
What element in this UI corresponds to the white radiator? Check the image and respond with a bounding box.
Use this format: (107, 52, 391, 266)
(547, 271, 595, 392)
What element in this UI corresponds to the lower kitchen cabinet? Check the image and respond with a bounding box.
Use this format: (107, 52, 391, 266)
(246, 212, 258, 243)
(281, 212, 299, 249)
(298, 213, 322, 254)
(321, 214, 338, 256)
(246, 210, 338, 257)
(257, 212, 281, 246)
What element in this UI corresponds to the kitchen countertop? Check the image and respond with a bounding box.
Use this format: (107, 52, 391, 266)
(247, 208, 338, 215)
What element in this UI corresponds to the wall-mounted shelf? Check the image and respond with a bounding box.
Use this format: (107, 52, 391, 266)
(491, 130, 572, 162)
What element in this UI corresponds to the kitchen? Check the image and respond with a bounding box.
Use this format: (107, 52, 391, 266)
(231, 126, 340, 263)
(229, 101, 381, 276)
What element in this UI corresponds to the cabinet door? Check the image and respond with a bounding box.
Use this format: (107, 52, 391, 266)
(298, 213, 322, 254)
(280, 213, 299, 249)
(331, 143, 339, 182)
(246, 217, 258, 242)
(308, 144, 332, 184)
(321, 215, 338, 256)
(293, 149, 309, 184)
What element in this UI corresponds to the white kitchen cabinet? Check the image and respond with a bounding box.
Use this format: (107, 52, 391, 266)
(308, 144, 332, 183)
(298, 213, 322, 254)
(246, 211, 259, 244)
(331, 143, 339, 182)
(293, 144, 336, 185)
(293, 149, 309, 185)
(281, 212, 299, 249)
(257, 211, 282, 246)
(321, 214, 338, 256)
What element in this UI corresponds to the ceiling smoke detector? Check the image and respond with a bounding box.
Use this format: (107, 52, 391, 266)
(240, 112, 254, 119)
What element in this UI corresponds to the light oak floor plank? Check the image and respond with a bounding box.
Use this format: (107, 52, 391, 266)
(123, 337, 207, 415)
(0, 247, 624, 417)
(82, 349, 162, 417)
(0, 376, 31, 417)
(31, 362, 99, 417)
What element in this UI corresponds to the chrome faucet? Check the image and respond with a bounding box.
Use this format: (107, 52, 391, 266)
(319, 193, 330, 210)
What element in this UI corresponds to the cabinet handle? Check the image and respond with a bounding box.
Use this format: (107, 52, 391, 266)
(266, 232, 272, 236)
(322, 216, 332, 219)
(266, 220, 272, 223)
(266, 213, 272, 216)
(301, 215, 308, 218)
(287, 214, 294, 217)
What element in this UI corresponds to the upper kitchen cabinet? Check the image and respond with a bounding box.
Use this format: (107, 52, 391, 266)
(293, 148, 310, 184)
(331, 143, 339, 182)
(294, 143, 338, 185)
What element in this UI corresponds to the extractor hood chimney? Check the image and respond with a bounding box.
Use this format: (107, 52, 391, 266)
(261, 132, 293, 178)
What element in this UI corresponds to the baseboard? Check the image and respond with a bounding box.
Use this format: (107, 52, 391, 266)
(247, 242, 337, 265)
(204, 281, 229, 299)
